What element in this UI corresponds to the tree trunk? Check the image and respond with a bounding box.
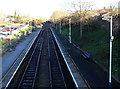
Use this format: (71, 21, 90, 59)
(80, 22, 82, 39)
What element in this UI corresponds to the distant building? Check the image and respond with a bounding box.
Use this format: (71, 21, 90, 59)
(5, 15, 14, 22)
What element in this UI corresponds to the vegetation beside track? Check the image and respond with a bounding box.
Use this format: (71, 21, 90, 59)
(0, 25, 34, 53)
(56, 19, 120, 81)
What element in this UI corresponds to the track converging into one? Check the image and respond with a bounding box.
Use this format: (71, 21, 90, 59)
(7, 23, 76, 89)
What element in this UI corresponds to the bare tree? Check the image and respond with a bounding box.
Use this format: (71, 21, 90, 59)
(69, 0, 94, 39)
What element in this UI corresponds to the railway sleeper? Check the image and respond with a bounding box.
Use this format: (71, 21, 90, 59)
(22, 82, 33, 86)
(20, 86, 32, 88)
(23, 80, 33, 82)
(53, 80, 64, 84)
(53, 84, 65, 87)
(26, 71, 35, 74)
(25, 73, 35, 77)
(25, 76, 34, 80)
(52, 77, 63, 80)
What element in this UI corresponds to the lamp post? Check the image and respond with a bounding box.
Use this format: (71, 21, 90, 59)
(69, 18, 71, 43)
(60, 20, 61, 34)
(102, 15, 114, 88)
(109, 16, 114, 87)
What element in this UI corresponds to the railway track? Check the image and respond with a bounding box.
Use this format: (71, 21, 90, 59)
(49, 29, 67, 88)
(7, 25, 77, 89)
(17, 30, 44, 89)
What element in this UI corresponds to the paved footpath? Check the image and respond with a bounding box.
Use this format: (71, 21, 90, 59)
(0, 28, 41, 79)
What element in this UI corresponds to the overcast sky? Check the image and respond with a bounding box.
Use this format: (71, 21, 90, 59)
(0, 0, 119, 19)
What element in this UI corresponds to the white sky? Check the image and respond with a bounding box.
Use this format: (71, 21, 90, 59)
(0, 0, 119, 19)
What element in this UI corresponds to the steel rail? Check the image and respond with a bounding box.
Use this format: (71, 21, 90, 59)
(32, 33, 44, 88)
(50, 27, 80, 88)
(3, 30, 41, 88)
(6, 26, 78, 89)
(48, 30, 52, 89)
(52, 40, 67, 89)
(17, 31, 44, 89)
(48, 29, 67, 88)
